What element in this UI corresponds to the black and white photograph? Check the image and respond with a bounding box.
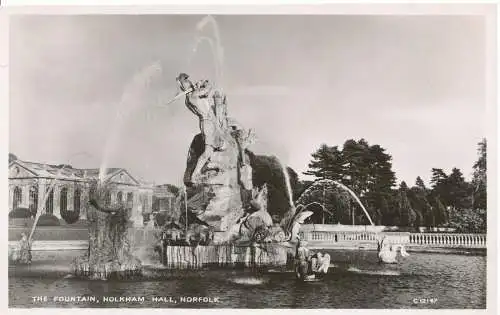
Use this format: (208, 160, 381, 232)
(3, 3, 497, 311)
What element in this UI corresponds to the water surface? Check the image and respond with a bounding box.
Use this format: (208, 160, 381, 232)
(9, 249, 486, 309)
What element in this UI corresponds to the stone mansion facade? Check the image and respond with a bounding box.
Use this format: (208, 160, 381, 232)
(8, 159, 162, 224)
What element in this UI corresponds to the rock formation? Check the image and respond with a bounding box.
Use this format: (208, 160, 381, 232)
(174, 74, 307, 244)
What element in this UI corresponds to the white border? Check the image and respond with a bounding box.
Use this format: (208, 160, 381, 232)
(0, 2, 497, 315)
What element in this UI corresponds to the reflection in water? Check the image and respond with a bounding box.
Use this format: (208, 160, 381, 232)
(229, 277, 267, 286)
(347, 266, 400, 276)
(9, 250, 486, 309)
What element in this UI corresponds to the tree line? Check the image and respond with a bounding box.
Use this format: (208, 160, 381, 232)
(296, 138, 487, 233)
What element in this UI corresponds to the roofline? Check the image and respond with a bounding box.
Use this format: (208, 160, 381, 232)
(9, 160, 40, 177)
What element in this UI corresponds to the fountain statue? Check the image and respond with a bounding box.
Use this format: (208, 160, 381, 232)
(171, 73, 309, 245)
(9, 233, 32, 265)
(72, 181, 142, 280)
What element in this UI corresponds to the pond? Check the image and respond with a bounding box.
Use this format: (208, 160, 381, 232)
(8, 249, 486, 309)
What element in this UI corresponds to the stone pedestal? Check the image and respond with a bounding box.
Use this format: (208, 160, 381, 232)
(72, 187, 142, 280)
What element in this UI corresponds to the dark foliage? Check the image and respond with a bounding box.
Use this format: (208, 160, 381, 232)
(61, 208, 80, 224)
(37, 214, 61, 226)
(9, 207, 32, 219)
(246, 150, 298, 222)
(303, 138, 487, 232)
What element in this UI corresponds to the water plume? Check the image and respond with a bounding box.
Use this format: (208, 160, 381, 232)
(98, 62, 163, 182)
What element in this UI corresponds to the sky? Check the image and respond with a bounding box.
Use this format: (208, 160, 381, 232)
(9, 14, 488, 187)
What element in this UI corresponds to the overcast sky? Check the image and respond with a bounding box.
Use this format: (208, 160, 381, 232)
(9, 14, 487, 187)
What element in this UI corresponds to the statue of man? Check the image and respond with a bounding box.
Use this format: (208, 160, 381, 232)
(176, 73, 227, 184)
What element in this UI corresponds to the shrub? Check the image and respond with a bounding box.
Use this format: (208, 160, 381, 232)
(36, 214, 61, 226)
(61, 207, 80, 224)
(9, 207, 32, 219)
(155, 211, 173, 227)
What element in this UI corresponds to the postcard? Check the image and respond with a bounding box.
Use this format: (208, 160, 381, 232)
(3, 3, 497, 312)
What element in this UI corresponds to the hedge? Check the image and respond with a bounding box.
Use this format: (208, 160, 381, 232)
(36, 214, 61, 226)
(61, 207, 81, 224)
(9, 207, 32, 219)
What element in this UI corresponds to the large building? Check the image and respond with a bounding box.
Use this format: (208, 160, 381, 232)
(8, 159, 158, 225)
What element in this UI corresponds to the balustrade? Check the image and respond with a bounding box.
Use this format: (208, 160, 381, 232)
(299, 229, 486, 249)
(407, 233, 485, 248)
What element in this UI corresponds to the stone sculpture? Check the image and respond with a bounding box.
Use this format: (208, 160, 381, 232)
(9, 232, 32, 265)
(72, 181, 142, 279)
(173, 74, 307, 244)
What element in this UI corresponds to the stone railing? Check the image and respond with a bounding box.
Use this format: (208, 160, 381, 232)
(299, 229, 486, 249)
(408, 233, 486, 248)
(300, 230, 379, 243)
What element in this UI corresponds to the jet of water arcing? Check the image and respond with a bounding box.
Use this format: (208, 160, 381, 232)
(279, 161, 294, 209)
(190, 36, 221, 85)
(331, 180, 375, 226)
(194, 16, 225, 90)
(99, 62, 163, 182)
(297, 179, 375, 226)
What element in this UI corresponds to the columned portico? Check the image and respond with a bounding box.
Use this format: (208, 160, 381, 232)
(53, 185, 62, 219)
(21, 185, 30, 208)
(67, 185, 74, 211)
(9, 161, 157, 225)
(37, 180, 47, 215)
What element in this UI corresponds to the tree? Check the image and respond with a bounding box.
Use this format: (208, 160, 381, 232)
(294, 180, 313, 202)
(432, 196, 448, 226)
(446, 139, 487, 233)
(305, 139, 397, 226)
(295, 180, 352, 224)
(446, 167, 472, 210)
(379, 196, 391, 225)
(430, 168, 448, 189)
(305, 139, 396, 198)
(448, 207, 486, 233)
(408, 186, 431, 228)
(472, 138, 487, 210)
(303, 144, 343, 180)
(398, 181, 417, 227)
(415, 176, 426, 190)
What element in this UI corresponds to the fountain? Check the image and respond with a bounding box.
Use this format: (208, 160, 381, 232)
(296, 179, 375, 226)
(72, 181, 143, 280)
(70, 15, 309, 276)
(98, 62, 163, 183)
(194, 16, 225, 88)
(172, 73, 303, 245)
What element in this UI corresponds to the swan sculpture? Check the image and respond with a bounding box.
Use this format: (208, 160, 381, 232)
(377, 236, 410, 264)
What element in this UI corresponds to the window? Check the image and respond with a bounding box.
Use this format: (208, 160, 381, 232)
(127, 192, 134, 208)
(117, 191, 123, 204)
(13, 186, 22, 210)
(45, 190, 54, 214)
(29, 186, 38, 214)
(104, 191, 111, 206)
(142, 195, 148, 213)
(60, 187, 68, 212)
(74, 189, 81, 212)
